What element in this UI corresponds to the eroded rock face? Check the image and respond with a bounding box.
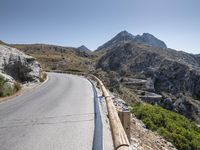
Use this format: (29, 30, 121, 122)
(97, 43, 200, 98)
(0, 44, 41, 82)
(154, 60, 200, 97)
(96, 42, 200, 123)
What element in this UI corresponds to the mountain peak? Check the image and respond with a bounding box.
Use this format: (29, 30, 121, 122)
(142, 33, 154, 37)
(77, 45, 90, 52)
(96, 31, 167, 51)
(116, 30, 135, 39)
(96, 31, 134, 51)
(117, 30, 131, 35)
(134, 33, 167, 48)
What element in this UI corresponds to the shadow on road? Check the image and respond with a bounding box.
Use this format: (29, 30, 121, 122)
(91, 81, 104, 150)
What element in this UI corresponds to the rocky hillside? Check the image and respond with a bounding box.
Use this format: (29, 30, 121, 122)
(195, 54, 200, 64)
(11, 44, 96, 72)
(95, 37, 200, 124)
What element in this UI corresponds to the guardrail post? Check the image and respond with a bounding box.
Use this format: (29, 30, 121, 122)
(118, 110, 131, 142)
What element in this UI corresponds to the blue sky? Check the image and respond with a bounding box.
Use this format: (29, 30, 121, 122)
(0, 0, 200, 54)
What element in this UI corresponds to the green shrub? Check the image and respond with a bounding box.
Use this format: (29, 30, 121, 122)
(13, 82, 21, 92)
(39, 72, 47, 82)
(131, 102, 200, 150)
(0, 75, 21, 97)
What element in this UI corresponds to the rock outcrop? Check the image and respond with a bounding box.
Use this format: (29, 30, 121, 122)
(0, 44, 41, 82)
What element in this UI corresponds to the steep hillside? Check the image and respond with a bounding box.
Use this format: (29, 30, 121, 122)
(195, 54, 200, 64)
(11, 44, 96, 72)
(96, 42, 200, 123)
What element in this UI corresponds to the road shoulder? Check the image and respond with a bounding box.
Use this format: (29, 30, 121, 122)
(0, 75, 49, 103)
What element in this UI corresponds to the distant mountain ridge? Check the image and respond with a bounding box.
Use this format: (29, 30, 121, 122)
(96, 30, 167, 51)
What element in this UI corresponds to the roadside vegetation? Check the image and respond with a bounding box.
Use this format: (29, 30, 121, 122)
(39, 72, 47, 82)
(131, 102, 200, 150)
(0, 75, 21, 97)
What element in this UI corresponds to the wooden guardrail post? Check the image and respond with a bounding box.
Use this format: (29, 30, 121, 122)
(118, 110, 131, 141)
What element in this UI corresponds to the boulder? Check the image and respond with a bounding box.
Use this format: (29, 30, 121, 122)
(0, 44, 41, 82)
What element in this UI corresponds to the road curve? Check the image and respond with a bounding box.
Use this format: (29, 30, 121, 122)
(0, 73, 95, 150)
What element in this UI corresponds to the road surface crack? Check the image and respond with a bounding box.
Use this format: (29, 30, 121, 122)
(0, 113, 95, 129)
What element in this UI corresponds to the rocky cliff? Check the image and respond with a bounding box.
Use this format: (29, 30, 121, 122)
(0, 44, 41, 83)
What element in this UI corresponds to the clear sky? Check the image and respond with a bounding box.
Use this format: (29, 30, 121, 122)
(0, 0, 200, 54)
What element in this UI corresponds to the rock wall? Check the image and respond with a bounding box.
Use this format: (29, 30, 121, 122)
(0, 44, 41, 82)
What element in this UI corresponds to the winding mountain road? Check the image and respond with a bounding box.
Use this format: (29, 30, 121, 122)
(0, 73, 96, 150)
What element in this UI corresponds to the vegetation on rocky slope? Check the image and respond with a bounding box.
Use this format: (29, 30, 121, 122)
(0, 75, 21, 97)
(39, 72, 47, 82)
(95, 41, 200, 124)
(131, 102, 200, 150)
(12, 44, 96, 72)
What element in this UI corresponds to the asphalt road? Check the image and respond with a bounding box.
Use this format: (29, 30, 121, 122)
(0, 73, 96, 150)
